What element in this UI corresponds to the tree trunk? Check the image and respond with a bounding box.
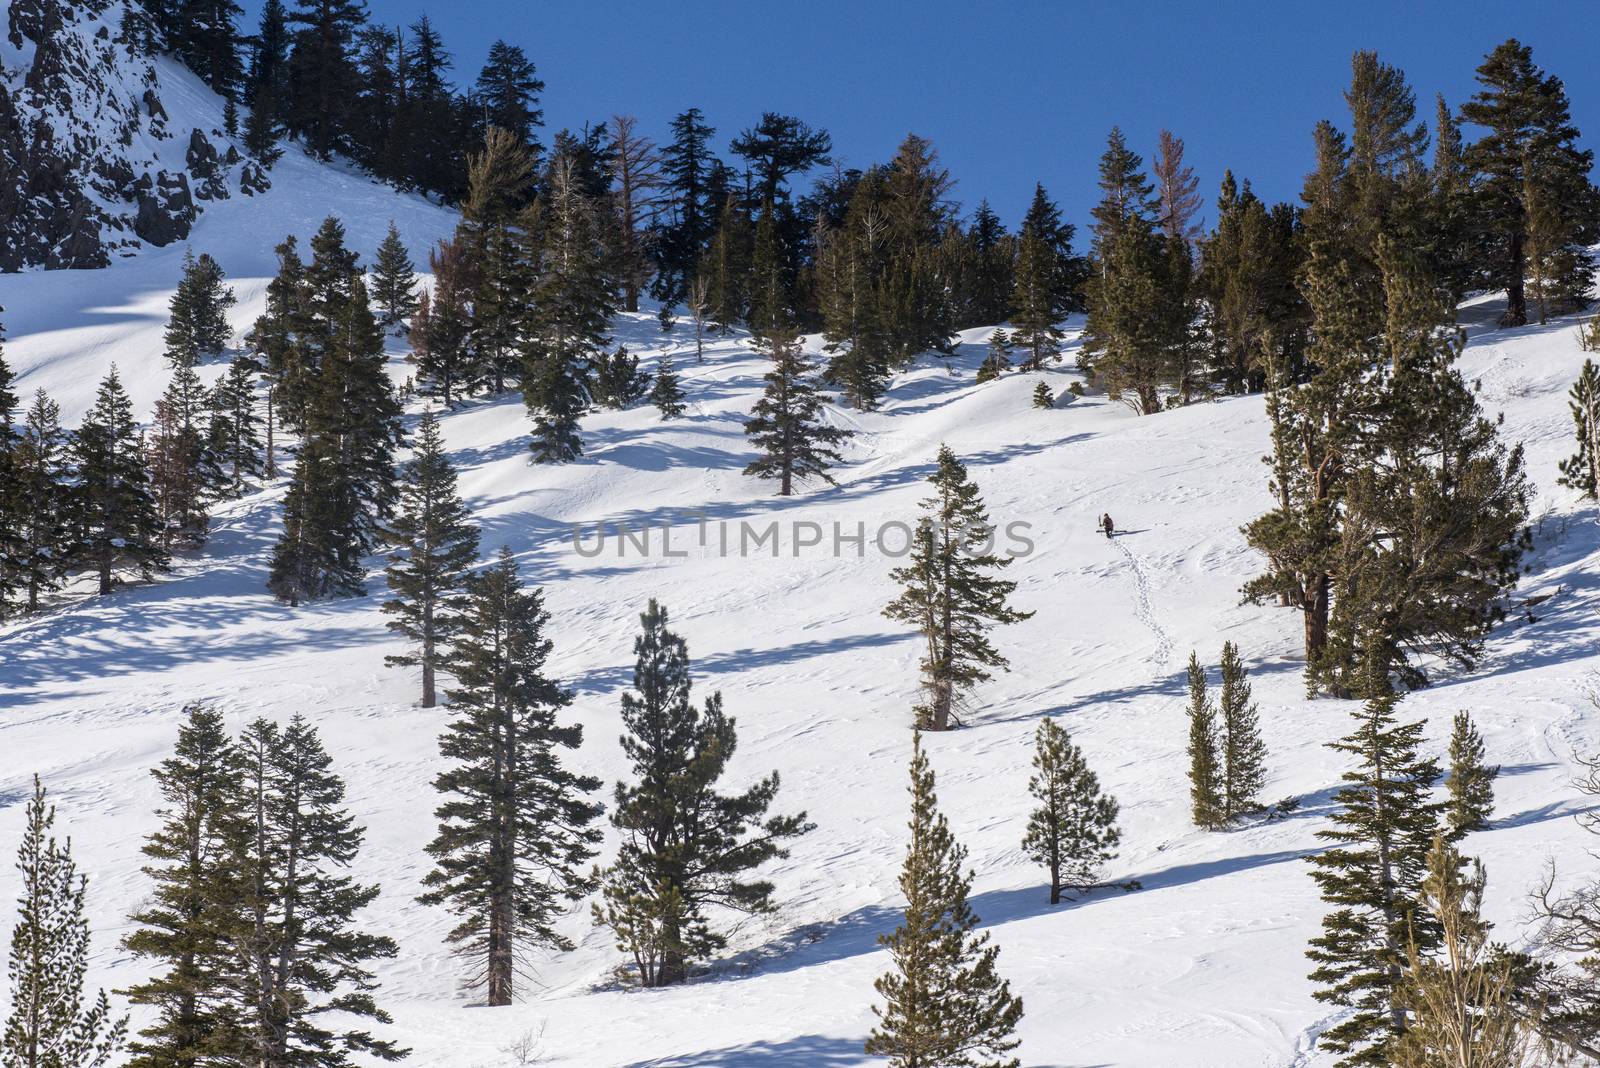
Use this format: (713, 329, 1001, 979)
(1304, 573, 1329, 668)
(1502, 228, 1528, 327)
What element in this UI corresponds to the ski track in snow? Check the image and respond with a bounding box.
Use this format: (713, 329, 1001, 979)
(1113, 533, 1174, 669)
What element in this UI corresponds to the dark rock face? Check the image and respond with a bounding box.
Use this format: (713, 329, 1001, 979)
(1, 0, 272, 272)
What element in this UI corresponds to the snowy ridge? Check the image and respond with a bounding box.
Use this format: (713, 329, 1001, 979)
(1, 0, 267, 269)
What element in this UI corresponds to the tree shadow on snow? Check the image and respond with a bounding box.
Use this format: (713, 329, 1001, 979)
(622, 1034, 865, 1067)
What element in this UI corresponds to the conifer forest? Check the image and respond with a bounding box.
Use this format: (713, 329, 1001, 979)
(4, 1, 1600, 1064)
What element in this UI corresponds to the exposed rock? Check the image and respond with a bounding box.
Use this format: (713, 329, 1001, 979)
(132, 169, 194, 245)
(2, 0, 266, 271)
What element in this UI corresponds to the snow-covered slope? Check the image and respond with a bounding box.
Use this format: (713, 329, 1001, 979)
(3, 156, 1600, 1064)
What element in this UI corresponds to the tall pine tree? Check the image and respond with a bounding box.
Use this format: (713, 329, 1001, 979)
(383, 409, 480, 709)
(420, 548, 602, 1005)
(883, 446, 1033, 731)
(1021, 717, 1121, 904)
(595, 599, 812, 987)
(742, 327, 853, 495)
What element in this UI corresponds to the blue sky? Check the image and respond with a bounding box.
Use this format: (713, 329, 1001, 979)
(259, 0, 1598, 236)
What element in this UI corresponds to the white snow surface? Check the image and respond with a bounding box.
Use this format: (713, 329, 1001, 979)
(4, 109, 1600, 1068)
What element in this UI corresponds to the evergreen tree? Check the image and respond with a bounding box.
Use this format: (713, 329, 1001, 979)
(654, 108, 719, 310)
(243, 0, 290, 163)
(1009, 184, 1079, 371)
(1558, 359, 1600, 498)
(883, 446, 1033, 731)
(164, 250, 236, 368)
(817, 168, 893, 409)
(1083, 209, 1175, 414)
(962, 200, 1014, 328)
(523, 156, 613, 463)
(595, 600, 812, 987)
(1185, 651, 1224, 830)
(588, 346, 650, 411)
(415, 240, 475, 405)
(383, 409, 479, 709)
(1307, 670, 1443, 1066)
(205, 356, 264, 499)
(1021, 718, 1122, 905)
(866, 734, 1023, 1067)
(9, 392, 73, 612)
(1393, 835, 1533, 1068)
(228, 716, 405, 1066)
(146, 365, 218, 550)
(123, 704, 251, 1068)
(610, 114, 665, 314)
(420, 548, 602, 1005)
(398, 15, 460, 197)
(370, 222, 419, 329)
(1445, 712, 1497, 837)
(74, 368, 168, 595)
(461, 129, 536, 395)
(1, 777, 127, 1068)
(729, 112, 832, 208)
(284, 0, 369, 160)
(172, 0, 244, 100)
(1318, 237, 1530, 694)
(1218, 641, 1268, 820)
(267, 231, 402, 604)
(1030, 382, 1053, 410)
(975, 330, 1010, 384)
(702, 194, 751, 334)
(649, 353, 685, 419)
(742, 328, 853, 495)
(474, 41, 544, 152)
(1460, 39, 1599, 327)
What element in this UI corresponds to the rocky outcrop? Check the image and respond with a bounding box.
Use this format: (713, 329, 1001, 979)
(0, 0, 272, 272)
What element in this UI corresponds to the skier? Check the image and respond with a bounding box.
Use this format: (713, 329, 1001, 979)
(1101, 513, 1115, 539)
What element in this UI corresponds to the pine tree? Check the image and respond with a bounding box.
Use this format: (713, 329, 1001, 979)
(610, 114, 664, 314)
(228, 716, 405, 1066)
(9, 392, 72, 612)
(884, 446, 1033, 731)
(1021, 718, 1122, 905)
(1460, 39, 1599, 327)
(963, 200, 1014, 328)
(1218, 641, 1268, 820)
(474, 40, 544, 152)
(1030, 382, 1053, 410)
(742, 327, 853, 495)
(654, 108, 718, 310)
(975, 330, 1010, 383)
(1185, 651, 1224, 830)
(1009, 184, 1079, 371)
(420, 548, 602, 1005)
(123, 704, 251, 1068)
(650, 354, 685, 419)
(369, 222, 419, 329)
(267, 236, 402, 604)
(595, 600, 812, 987)
(702, 194, 751, 334)
(1, 777, 127, 1068)
(1319, 236, 1530, 694)
(415, 239, 475, 405)
(588, 346, 650, 411)
(284, 0, 369, 160)
(866, 733, 1023, 1067)
(1307, 669, 1444, 1066)
(523, 155, 613, 463)
(74, 368, 169, 595)
(205, 356, 264, 499)
(146, 365, 217, 550)
(164, 250, 236, 368)
(243, 0, 289, 163)
(1446, 712, 1497, 837)
(1393, 836, 1534, 1068)
(383, 409, 479, 709)
(1558, 359, 1600, 498)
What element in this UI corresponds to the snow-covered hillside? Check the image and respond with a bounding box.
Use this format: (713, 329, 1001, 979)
(4, 111, 1600, 1067)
